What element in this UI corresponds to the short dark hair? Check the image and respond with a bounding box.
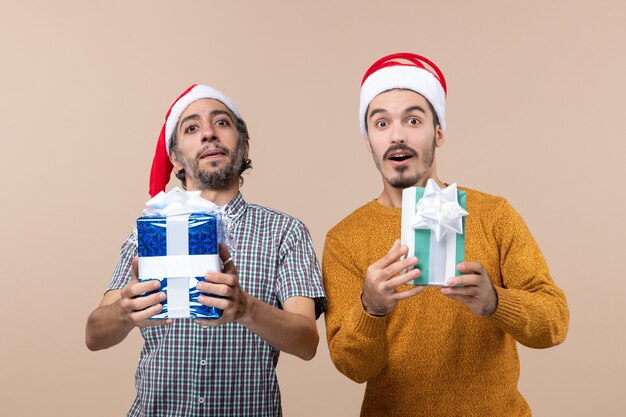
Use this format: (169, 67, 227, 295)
(169, 115, 252, 189)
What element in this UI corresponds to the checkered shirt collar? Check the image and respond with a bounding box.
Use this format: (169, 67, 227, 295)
(223, 192, 247, 223)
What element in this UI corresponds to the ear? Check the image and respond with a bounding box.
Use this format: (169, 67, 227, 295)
(169, 151, 183, 172)
(243, 139, 250, 159)
(435, 126, 445, 148)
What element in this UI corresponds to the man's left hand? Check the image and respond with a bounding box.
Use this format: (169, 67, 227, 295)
(440, 261, 498, 317)
(195, 243, 251, 327)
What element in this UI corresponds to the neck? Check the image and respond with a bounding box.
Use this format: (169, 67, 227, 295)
(377, 175, 445, 208)
(199, 188, 239, 206)
(186, 179, 240, 206)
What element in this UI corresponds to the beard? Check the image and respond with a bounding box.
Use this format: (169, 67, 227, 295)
(376, 136, 436, 189)
(180, 138, 247, 191)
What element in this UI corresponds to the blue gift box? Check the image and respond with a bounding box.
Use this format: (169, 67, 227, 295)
(137, 213, 222, 319)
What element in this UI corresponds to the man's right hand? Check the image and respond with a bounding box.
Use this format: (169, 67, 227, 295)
(118, 256, 172, 327)
(361, 240, 424, 316)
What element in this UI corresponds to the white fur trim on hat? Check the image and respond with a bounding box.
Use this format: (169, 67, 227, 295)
(359, 65, 446, 138)
(165, 85, 241, 153)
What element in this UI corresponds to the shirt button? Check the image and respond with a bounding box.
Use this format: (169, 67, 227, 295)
(198, 397, 205, 404)
(200, 360, 207, 366)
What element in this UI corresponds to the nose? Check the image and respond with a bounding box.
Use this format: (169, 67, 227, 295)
(390, 123, 406, 144)
(200, 124, 217, 144)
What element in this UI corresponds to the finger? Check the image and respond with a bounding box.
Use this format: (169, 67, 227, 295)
(198, 294, 231, 310)
(440, 291, 476, 306)
(120, 295, 162, 317)
(128, 303, 165, 322)
(195, 306, 235, 326)
(446, 273, 481, 287)
(371, 240, 407, 269)
(131, 256, 139, 280)
(197, 281, 233, 297)
(393, 285, 425, 301)
(121, 279, 161, 299)
(218, 243, 237, 274)
(130, 279, 162, 296)
(386, 267, 422, 288)
(456, 261, 484, 275)
(204, 272, 238, 287)
(125, 291, 166, 312)
(137, 318, 173, 328)
(195, 318, 224, 328)
(440, 286, 478, 298)
(382, 256, 419, 280)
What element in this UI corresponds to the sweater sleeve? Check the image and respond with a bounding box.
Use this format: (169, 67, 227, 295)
(322, 234, 389, 383)
(488, 199, 569, 348)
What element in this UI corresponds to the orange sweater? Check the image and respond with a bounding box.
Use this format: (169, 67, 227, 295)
(323, 187, 569, 417)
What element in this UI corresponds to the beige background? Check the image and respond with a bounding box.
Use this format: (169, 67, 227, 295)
(1, 1, 624, 416)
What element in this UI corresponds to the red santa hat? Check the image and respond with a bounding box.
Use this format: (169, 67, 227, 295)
(359, 52, 447, 138)
(149, 84, 241, 197)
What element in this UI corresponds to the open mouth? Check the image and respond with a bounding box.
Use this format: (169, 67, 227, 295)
(384, 145, 417, 164)
(388, 153, 413, 162)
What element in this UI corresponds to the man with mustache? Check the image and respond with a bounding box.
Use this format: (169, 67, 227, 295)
(86, 84, 326, 417)
(322, 53, 569, 416)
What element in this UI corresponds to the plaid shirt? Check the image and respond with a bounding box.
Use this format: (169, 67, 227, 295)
(108, 193, 326, 417)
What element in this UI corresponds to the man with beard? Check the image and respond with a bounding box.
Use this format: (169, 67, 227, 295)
(86, 84, 326, 417)
(322, 53, 569, 416)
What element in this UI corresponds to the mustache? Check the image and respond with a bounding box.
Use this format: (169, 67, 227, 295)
(383, 144, 418, 159)
(195, 145, 230, 161)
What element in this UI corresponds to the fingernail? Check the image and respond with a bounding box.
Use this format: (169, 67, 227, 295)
(447, 279, 455, 286)
(159, 292, 166, 300)
(441, 287, 450, 294)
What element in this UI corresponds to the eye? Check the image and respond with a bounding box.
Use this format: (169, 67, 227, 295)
(215, 118, 230, 127)
(407, 117, 421, 126)
(375, 120, 388, 128)
(184, 124, 198, 134)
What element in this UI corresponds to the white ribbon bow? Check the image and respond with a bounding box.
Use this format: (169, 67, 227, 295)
(411, 179, 469, 242)
(143, 186, 219, 217)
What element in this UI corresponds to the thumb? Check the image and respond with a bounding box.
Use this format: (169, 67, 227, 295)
(131, 256, 139, 280)
(218, 243, 237, 274)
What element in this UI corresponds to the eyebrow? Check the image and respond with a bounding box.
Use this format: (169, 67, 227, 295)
(367, 108, 387, 120)
(404, 105, 427, 115)
(178, 110, 235, 130)
(368, 105, 427, 121)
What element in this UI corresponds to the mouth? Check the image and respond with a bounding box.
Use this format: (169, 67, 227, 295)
(199, 147, 227, 160)
(387, 152, 413, 162)
(385, 147, 416, 166)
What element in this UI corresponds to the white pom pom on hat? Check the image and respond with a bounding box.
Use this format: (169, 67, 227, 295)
(149, 84, 241, 197)
(359, 52, 447, 138)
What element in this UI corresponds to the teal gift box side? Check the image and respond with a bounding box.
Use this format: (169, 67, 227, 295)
(401, 186, 467, 286)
